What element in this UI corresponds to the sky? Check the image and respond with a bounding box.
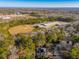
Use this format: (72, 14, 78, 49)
(0, 0, 79, 7)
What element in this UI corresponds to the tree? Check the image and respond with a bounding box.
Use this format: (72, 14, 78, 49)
(15, 34, 35, 58)
(0, 41, 9, 59)
(70, 47, 79, 59)
(46, 30, 57, 43)
(46, 27, 65, 43)
(18, 55, 34, 59)
(72, 34, 79, 43)
(33, 32, 46, 46)
(57, 28, 65, 41)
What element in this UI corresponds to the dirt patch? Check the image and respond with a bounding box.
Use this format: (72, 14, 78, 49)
(8, 25, 34, 35)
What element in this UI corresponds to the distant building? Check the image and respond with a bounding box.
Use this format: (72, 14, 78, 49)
(2, 16, 11, 19)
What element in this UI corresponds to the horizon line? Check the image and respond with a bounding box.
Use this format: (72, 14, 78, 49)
(0, 6, 79, 8)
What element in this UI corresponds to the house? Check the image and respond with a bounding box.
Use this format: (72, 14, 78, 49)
(73, 43, 79, 48)
(36, 47, 47, 59)
(2, 16, 11, 19)
(59, 40, 72, 50)
(8, 46, 18, 59)
(53, 56, 62, 59)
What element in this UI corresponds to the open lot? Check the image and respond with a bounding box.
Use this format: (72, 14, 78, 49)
(8, 25, 34, 35)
